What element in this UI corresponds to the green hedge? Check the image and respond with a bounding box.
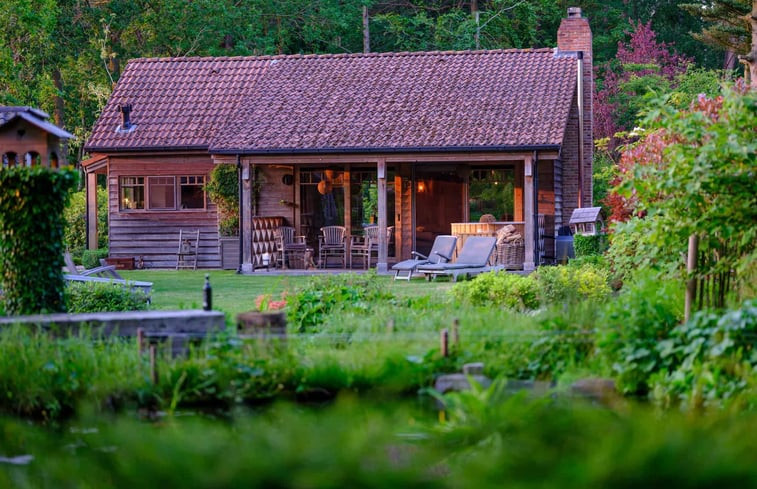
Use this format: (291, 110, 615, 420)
(82, 248, 109, 269)
(66, 281, 150, 313)
(573, 233, 608, 257)
(0, 167, 78, 314)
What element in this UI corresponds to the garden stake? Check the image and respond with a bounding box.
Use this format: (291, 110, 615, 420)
(386, 318, 394, 334)
(203, 274, 212, 311)
(149, 345, 158, 384)
(452, 318, 460, 349)
(137, 328, 144, 354)
(441, 328, 449, 357)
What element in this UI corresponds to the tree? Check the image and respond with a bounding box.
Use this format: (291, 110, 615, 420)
(607, 82, 756, 301)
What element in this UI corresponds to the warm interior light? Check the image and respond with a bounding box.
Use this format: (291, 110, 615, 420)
(417, 181, 426, 193)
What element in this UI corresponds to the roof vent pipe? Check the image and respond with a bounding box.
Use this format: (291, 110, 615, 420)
(119, 104, 132, 130)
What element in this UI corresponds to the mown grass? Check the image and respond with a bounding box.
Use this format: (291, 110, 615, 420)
(119, 270, 454, 319)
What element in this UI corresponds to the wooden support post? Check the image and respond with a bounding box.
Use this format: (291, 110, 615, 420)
(684, 233, 698, 323)
(452, 318, 460, 349)
(440, 328, 449, 357)
(137, 327, 144, 354)
(377, 158, 388, 272)
(86, 171, 98, 250)
(240, 160, 254, 273)
(523, 156, 535, 271)
(149, 345, 158, 384)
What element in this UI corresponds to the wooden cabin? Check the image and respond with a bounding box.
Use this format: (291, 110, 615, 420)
(83, 8, 594, 272)
(0, 107, 74, 169)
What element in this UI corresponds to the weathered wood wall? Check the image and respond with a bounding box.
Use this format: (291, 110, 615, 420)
(108, 154, 219, 268)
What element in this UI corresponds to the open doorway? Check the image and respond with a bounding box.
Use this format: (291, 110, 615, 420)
(413, 167, 464, 256)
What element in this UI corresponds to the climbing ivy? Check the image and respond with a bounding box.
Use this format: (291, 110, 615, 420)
(0, 167, 78, 314)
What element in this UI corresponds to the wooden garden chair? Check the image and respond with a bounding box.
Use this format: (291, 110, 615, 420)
(318, 225, 346, 268)
(176, 229, 200, 270)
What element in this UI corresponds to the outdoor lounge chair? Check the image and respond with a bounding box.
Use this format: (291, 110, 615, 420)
(416, 236, 498, 282)
(64, 251, 122, 279)
(391, 235, 457, 281)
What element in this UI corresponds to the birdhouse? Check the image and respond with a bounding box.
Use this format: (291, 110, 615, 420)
(569, 207, 604, 236)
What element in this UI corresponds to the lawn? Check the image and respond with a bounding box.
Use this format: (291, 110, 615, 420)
(119, 270, 454, 319)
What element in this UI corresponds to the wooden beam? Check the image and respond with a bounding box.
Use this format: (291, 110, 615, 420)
(377, 159, 388, 272)
(86, 171, 99, 250)
(240, 161, 254, 273)
(523, 155, 535, 271)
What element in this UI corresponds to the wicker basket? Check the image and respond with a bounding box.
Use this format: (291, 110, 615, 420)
(496, 239, 525, 270)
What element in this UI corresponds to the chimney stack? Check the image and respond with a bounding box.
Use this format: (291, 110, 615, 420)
(557, 7, 593, 213)
(119, 104, 133, 130)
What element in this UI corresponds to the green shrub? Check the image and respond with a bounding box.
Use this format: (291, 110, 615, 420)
(450, 272, 539, 310)
(81, 248, 110, 269)
(573, 233, 608, 257)
(206, 164, 239, 237)
(64, 186, 108, 251)
(0, 167, 78, 314)
(521, 302, 598, 380)
(651, 299, 757, 409)
(66, 282, 149, 313)
(533, 262, 611, 305)
(596, 272, 683, 394)
(287, 272, 392, 332)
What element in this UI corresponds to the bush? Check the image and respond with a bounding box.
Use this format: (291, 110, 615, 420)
(450, 272, 539, 311)
(0, 167, 78, 314)
(533, 262, 611, 305)
(82, 248, 110, 269)
(651, 299, 757, 409)
(66, 282, 149, 313)
(206, 164, 239, 237)
(595, 272, 683, 394)
(287, 272, 392, 332)
(573, 233, 608, 257)
(64, 186, 108, 251)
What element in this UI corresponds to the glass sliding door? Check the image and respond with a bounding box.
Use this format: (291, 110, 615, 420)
(299, 169, 344, 247)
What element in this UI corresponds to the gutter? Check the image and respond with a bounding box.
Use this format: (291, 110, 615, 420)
(576, 51, 584, 208)
(210, 144, 561, 156)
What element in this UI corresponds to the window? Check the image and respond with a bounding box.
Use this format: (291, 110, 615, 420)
(120, 177, 145, 210)
(120, 174, 206, 211)
(180, 175, 205, 209)
(468, 167, 515, 222)
(148, 176, 176, 210)
(49, 152, 59, 169)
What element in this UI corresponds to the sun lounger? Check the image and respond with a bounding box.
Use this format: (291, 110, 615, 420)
(391, 235, 457, 280)
(416, 236, 497, 282)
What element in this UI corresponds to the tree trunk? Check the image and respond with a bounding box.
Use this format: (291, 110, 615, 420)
(52, 68, 65, 127)
(741, 0, 757, 89)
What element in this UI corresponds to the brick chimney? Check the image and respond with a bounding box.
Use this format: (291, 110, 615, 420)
(557, 6, 593, 212)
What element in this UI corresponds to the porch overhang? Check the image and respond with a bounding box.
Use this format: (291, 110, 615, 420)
(211, 144, 561, 156)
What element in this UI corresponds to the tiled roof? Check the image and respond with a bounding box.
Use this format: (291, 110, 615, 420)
(0, 106, 74, 139)
(86, 49, 578, 153)
(85, 57, 271, 151)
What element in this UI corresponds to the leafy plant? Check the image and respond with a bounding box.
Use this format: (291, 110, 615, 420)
(450, 272, 539, 311)
(573, 234, 608, 257)
(651, 298, 757, 409)
(0, 167, 78, 314)
(206, 164, 239, 237)
(81, 248, 109, 269)
(596, 272, 683, 394)
(65, 281, 149, 313)
(533, 261, 611, 305)
(287, 272, 392, 332)
(64, 186, 108, 251)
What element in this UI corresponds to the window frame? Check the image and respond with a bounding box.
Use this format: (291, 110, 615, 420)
(119, 174, 207, 212)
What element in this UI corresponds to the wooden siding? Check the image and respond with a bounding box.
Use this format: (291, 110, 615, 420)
(108, 155, 219, 268)
(255, 165, 295, 222)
